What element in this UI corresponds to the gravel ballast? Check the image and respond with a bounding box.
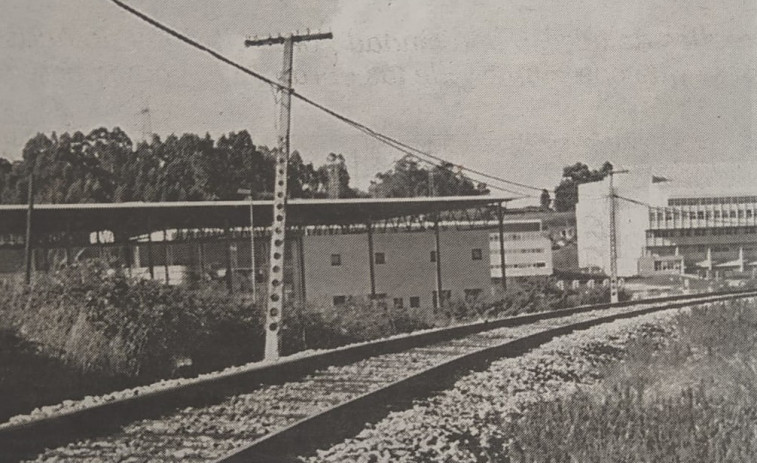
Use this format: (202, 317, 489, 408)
(303, 308, 684, 462)
(20, 301, 684, 462)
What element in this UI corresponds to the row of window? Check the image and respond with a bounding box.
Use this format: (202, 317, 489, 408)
(330, 249, 484, 266)
(651, 245, 755, 254)
(491, 262, 547, 269)
(332, 289, 484, 308)
(490, 248, 544, 255)
(488, 233, 544, 242)
(650, 227, 757, 239)
(668, 196, 757, 206)
(651, 209, 755, 222)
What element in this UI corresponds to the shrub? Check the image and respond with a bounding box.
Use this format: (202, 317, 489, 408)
(0, 261, 263, 379)
(281, 297, 436, 355)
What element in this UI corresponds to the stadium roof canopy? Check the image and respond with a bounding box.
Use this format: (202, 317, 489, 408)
(0, 196, 513, 237)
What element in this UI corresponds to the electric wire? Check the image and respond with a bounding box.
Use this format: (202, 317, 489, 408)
(107, 0, 548, 197)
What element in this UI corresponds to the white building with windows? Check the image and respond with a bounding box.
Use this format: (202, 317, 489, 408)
(489, 220, 553, 279)
(576, 164, 757, 278)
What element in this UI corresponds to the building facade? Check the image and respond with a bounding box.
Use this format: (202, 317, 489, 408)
(488, 220, 553, 279)
(576, 166, 757, 278)
(303, 219, 554, 309)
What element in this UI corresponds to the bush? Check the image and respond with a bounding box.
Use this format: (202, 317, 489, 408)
(0, 266, 632, 382)
(443, 278, 632, 322)
(281, 297, 436, 355)
(0, 261, 263, 379)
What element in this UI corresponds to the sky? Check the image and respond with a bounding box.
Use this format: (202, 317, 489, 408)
(0, 0, 755, 203)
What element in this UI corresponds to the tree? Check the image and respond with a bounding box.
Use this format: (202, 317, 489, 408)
(369, 155, 488, 198)
(553, 162, 613, 212)
(0, 128, 368, 205)
(540, 189, 552, 211)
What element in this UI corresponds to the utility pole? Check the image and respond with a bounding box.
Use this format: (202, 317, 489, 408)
(246, 30, 332, 361)
(608, 169, 628, 303)
(24, 171, 34, 285)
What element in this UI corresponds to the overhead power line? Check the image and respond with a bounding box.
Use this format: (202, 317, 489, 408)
(107, 0, 548, 197)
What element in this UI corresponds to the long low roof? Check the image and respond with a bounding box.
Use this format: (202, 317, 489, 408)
(0, 196, 512, 236)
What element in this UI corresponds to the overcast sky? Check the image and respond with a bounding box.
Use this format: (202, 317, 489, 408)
(0, 0, 754, 200)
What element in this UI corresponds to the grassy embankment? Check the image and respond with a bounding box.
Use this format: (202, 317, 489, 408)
(504, 298, 757, 462)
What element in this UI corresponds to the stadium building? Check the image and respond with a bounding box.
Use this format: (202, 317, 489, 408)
(0, 197, 553, 308)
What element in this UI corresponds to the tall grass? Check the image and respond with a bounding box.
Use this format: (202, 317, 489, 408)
(501, 299, 757, 462)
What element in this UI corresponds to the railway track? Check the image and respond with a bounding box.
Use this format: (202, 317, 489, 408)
(2, 290, 755, 462)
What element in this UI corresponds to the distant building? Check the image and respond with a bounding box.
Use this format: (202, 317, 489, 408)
(576, 165, 757, 278)
(488, 220, 553, 279)
(303, 219, 554, 308)
(0, 198, 558, 307)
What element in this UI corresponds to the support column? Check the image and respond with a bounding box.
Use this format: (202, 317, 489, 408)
(739, 246, 745, 273)
(163, 230, 170, 285)
(147, 229, 155, 280)
(707, 247, 713, 272)
(198, 241, 205, 281)
(24, 172, 34, 285)
(124, 241, 132, 277)
(497, 202, 507, 293)
(434, 215, 443, 309)
(41, 245, 48, 273)
(225, 224, 234, 293)
(706, 247, 713, 279)
(367, 222, 377, 299)
(297, 233, 307, 307)
(65, 221, 73, 267)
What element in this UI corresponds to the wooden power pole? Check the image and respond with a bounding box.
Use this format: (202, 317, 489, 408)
(245, 31, 332, 361)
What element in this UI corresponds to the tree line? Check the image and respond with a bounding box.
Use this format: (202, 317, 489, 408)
(0, 128, 491, 204)
(0, 127, 609, 208)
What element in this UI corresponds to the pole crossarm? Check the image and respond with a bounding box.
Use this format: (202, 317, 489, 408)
(245, 32, 333, 47)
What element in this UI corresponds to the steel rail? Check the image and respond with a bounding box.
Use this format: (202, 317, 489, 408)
(1, 289, 754, 461)
(215, 290, 757, 462)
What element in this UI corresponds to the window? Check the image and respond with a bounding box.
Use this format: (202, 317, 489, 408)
(410, 296, 421, 308)
(393, 297, 404, 309)
(430, 251, 436, 262)
(330, 254, 341, 266)
(332, 295, 346, 306)
(374, 252, 386, 264)
(471, 248, 483, 260)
